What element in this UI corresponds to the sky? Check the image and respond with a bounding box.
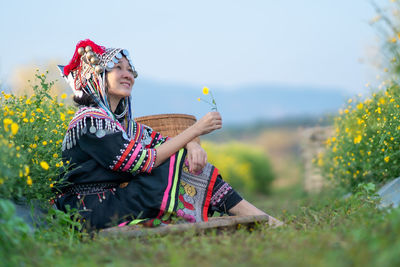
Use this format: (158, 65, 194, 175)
(0, 0, 379, 94)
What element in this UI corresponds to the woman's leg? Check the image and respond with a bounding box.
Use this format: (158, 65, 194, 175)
(209, 175, 283, 226)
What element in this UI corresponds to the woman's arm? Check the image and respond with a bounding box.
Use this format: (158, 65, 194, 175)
(153, 111, 222, 167)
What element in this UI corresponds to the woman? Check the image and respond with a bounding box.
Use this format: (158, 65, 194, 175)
(55, 39, 281, 230)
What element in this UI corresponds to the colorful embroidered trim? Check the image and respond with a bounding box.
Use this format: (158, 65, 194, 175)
(202, 167, 219, 222)
(210, 181, 232, 207)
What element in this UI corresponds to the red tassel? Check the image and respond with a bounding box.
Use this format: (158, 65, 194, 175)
(63, 39, 106, 76)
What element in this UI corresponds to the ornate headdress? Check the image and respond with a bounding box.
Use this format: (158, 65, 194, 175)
(58, 39, 138, 135)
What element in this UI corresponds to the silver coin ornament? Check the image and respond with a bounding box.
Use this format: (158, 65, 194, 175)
(106, 61, 114, 70)
(96, 129, 106, 138)
(112, 57, 119, 64)
(85, 46, 92, 52)
(95, 65, 104, 74)
(86, 51, 94, 60)
(90, 56, 99, 64)
(78, 47, 85, 55)
(122, 49, 129, 56)
(82, 126, 87, 134)
(89, 126, 97, 133)
(116, 52, 122, 59)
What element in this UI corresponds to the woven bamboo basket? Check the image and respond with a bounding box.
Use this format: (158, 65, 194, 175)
(135, 114, 200, 142)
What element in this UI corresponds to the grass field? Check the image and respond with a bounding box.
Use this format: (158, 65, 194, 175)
(3, 128, 400, 267)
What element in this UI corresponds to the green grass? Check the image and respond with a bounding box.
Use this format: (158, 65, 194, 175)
(2, 182, 400, 267)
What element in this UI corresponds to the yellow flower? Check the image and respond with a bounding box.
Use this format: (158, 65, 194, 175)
(40, 161, 49, 170)
(24, 165, 30, 176)
(3, 118, 12, 131)
(11, 123, 19, 135)
(202, 87, 209, 95)
(354, 135, 362, 144)
(61, 93, 67, 99)
(197, 98, 201, 102)
(50, 183, 54, 188)
(357, 103, 363, 110)
(67, 110, 75, 115)
(27, 176, 32, 186)
(60, 112, 66, 121)
(384, 156, 390, 163)
(42, 141, 47, 146)
(26, 99, 32, 105)
(53, 153, 58, 158)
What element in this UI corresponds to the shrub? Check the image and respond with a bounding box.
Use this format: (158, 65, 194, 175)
(0, 71, 74, 202)
(202, 141, 274, 194)
(320, 82, 400, 190)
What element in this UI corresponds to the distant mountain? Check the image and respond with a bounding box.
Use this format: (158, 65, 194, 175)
(132, 79, 348, 124)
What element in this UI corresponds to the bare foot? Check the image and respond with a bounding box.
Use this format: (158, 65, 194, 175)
(228, 200, 284, 227)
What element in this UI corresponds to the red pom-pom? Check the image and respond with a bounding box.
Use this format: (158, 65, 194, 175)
(63, 39, 106, 76)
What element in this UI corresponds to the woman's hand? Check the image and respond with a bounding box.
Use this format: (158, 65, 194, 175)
(194, 111, 222, 136)
(153, 112, 221, 168)
(185, 141, 207, 174)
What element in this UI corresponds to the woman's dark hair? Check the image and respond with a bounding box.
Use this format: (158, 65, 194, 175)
(72, 90, 97, 107)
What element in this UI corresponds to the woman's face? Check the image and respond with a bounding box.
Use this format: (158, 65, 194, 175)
(106, 56, 135, 101)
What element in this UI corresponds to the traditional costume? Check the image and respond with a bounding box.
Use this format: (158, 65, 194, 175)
(55, 39, 242, 230)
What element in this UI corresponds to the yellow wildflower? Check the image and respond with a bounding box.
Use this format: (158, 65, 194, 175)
(42, 141, 47, 146)
(202, 87, 209, 95)
(60, 112, 66, 121)
(53, 153, 58, 158)
(0, 178, 4, 185)
(27, 176, 32, 186)
(61, 93, 67, 99)
(197, 98, 201, 102)
(354, 135, 362, 144)
(357, 103, 363, 110)
(40, 161, 49, 170)
(24, 165, 30, 176)
(11, 123, 19, 135)
(384, 156, 390, 163)
(50, 183, 54, 188)
(3, 118, 12, 131)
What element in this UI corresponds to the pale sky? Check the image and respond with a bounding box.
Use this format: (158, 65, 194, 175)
(0, 0, 379, 93)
